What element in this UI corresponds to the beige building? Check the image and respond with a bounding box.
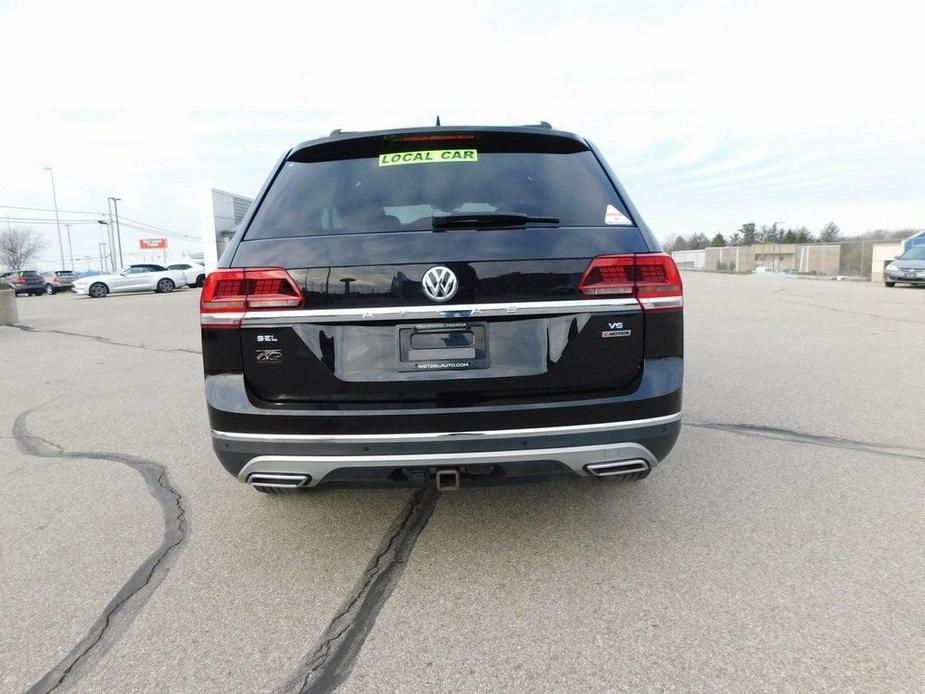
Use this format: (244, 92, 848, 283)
(704, 246, 754, 272)
(793, 244, 840, 275)
(671, 249, 705, 270)
(870, 242, 903, 284)
(749, 243, 840, 275)
(674, 244, 840, 275)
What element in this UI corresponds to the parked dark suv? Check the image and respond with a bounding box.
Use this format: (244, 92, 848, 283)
(1, 270, 45, 296)
(201, 124, 683, 493)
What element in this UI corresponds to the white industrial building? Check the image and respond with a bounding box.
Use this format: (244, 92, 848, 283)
(199, 188, 254, 271)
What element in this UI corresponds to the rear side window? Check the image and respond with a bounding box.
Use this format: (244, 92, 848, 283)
(245, 133, 633, 239)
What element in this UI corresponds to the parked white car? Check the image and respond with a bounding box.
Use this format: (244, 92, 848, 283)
(73, 264, 188, 298)
(167, 262, 207, 288)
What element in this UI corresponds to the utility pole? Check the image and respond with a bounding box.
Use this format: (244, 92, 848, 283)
(97, 220, 114, 272)
(64, 223, 74, 270)
(42, 166, 66, 269)
(108, 197, 124, 268)
(105, 201, 117, 271)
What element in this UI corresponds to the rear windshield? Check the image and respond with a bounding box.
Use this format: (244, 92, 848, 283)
(245, 134, 633, 239)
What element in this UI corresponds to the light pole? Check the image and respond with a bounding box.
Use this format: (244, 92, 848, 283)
(64, 223, 75, 270)
(42, 166, 66, 269)
(98, 243, 109, 272)
(108, 197, 123, 268)
(772, 220, 784, 273)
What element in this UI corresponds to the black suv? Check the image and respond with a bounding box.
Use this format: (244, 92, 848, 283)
(201, 124, 683, 493)
(2, 270, 45, 296)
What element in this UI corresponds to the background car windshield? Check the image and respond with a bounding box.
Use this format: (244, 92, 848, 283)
(245, 150, 633, 239)
(901, 247, 925, 260)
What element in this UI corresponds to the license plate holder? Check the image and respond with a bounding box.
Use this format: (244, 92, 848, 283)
(397, 322, 489, 372)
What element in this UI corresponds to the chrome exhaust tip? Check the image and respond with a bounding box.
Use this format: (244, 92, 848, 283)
(247, 473, 310, 489)
(585, 459, 650, 477)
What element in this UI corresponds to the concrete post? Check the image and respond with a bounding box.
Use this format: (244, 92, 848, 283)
(0, 287, 19, 325)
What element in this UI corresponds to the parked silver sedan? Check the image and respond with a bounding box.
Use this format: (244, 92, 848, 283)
(73, 264, 188, 298)
(884, 246, 925, 287)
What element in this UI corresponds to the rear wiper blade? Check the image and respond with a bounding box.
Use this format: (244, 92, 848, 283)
(431, 213, 559, 231)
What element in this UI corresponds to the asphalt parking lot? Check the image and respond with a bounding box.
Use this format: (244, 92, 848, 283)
(1, 272, 923, 693)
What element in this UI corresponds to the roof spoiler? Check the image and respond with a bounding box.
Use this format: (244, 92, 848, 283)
(329, 122, 553, 137)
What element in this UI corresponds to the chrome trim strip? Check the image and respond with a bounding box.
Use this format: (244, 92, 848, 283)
(639, 296, 683, 310)
(213, 412, 681, 444)
(238, 442, 659, 486)
(240, 297, 641, 325)
(201, 312, 245, 325)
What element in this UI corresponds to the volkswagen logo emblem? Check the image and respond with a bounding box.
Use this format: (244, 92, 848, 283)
(421, 266, 458, 302)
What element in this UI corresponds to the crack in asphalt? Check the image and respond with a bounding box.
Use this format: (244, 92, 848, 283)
(12, 406, 188, 694)
(772, 293, 925, 326)
(279, 486, 441, 694)
(4, 323, 202, 355)
(684, 421, 925, 461)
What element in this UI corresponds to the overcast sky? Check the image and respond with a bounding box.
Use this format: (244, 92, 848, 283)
(1, 0, 922, 270)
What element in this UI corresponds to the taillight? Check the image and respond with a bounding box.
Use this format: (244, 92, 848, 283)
(578, 253, 682, 311)
(200, 268, 303, 328)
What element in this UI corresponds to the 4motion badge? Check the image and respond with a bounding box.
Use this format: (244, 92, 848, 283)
(602, 321, 632, 338)
(255, 349, 283, 363)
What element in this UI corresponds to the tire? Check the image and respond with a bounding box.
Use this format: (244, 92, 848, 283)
(89, 282, 109, 298)
(156, 278, 175, 294)
(195, 274, 205, 288)
(45, 284, 56, 295)
(885, 281, 896, 288)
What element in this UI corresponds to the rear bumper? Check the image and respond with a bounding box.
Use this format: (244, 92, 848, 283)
(207, 357, 683, 488)
(231, 432, 680, 487)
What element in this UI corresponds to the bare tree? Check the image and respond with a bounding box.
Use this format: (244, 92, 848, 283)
(0, 226, 46, 271)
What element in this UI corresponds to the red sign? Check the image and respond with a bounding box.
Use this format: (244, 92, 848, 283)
(139, 238, 167, 250)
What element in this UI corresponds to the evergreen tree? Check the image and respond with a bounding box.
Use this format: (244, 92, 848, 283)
(689, 232, 709, 250)
(819, 222, 841, 242)
(794, 226, 814, 243)
(739, 223, 757, 245)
